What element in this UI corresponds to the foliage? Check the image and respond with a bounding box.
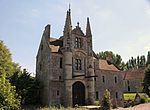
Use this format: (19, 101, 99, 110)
(94, 100, 100, 106)
(143, 65, 150, 96)
(101, 89, 112, 110)
(146, 51, 150, 66)
(0, 40, 20, 78)
(0, 40, 21, 109)
(0, 74, 20, 110)
(97, 51, 125, 70)
(9, 69, 41, 105)
(126, 55, 146, 70)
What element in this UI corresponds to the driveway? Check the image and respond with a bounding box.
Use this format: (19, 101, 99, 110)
(112, 103, 150, 110)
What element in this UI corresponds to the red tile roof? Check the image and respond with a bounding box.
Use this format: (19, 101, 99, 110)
(122, 68, 145, 80)
(99, 59, 119, 71)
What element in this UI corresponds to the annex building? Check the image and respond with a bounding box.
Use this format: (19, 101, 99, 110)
(36, 8, 124, 107)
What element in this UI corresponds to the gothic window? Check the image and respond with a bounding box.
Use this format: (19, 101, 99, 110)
(115, 76, 117, 83)
(102, 76, 105, 83)
(60, 58, 62, 68)
(75, 59, 82, 70)
(96, 91, 99, 100)
(116, 92, 118, 99)
(75, 37, 82, 48)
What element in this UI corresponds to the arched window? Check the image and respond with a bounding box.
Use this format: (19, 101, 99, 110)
(75, 37, 82, 48)
(102, 76, 105, 83)
(115, 76, 117, 83)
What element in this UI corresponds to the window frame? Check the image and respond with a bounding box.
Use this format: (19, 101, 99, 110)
(75, 59, 82, 70)
(75, 37, 82, 48)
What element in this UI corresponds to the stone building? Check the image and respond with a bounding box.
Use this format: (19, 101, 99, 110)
(36, 8, 123, 107)
(95, 59, 124, 106)
(122, 68, 145, 93)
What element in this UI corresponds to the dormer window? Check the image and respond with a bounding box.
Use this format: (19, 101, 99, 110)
(75, 37, 81, 48)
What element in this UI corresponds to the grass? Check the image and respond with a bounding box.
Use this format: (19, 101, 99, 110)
(123, 93, 149, 101)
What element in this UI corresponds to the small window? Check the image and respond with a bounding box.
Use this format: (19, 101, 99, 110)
(94, 77, 96, 81)
(60, 58, 62, 68)
(56, 90, 59, 96)
(115, 76, 117, 83)
(75, 37, 82, 48)
(128, 86, 130, 92)
(59, 76, 61, 80)
(96, 91, 99, 100)
(75, 59, 82, 70)
(102, 76, 105, 83)
(127, 80, 129, 85)
(116, 92, 118, 99)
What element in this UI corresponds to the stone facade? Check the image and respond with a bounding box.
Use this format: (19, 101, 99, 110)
(36, 8, 124, 107)
(122, 68, 145, 93)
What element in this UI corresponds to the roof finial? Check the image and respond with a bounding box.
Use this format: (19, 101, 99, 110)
(77, 22, 79, 27)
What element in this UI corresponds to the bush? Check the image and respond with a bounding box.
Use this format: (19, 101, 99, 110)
(94, 100, 100, 106)
(101, 89, 112, 110)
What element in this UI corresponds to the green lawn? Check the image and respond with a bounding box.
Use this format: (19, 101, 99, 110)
(124, 93, 149, 101)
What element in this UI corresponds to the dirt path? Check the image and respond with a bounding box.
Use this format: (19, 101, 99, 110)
(112, 103, 150, 110)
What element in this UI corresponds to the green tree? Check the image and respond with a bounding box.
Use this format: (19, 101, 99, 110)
(10, 69, 41, 105)
(143, 65, 150, 96)
(97, 51, 125, 70)
(146, 51, 150, 66)
(101, 89, 112, 110)
(0, 40, 20, 109)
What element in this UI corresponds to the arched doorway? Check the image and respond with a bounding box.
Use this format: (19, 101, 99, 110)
(72, 81, 85, 106)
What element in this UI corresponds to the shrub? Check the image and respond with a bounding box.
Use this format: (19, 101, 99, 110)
(101, 89, 112, 110)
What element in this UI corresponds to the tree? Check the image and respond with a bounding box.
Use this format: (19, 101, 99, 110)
(143, 65, 150, 96)
(97, 51, 125, 70)
(10, 69, 41, 105)
(0, 40, 20, 109)
(0, 40, 20, 78)
(101, 89, 112, 110)
(146, 51, 150, 66)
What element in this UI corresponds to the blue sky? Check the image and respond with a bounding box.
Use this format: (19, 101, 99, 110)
(0, 0, 150, 73)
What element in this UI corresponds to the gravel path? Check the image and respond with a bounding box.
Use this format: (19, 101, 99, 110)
(112, 103, 150, 110)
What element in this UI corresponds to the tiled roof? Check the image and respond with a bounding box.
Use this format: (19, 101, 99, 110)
(99, 59, 119, 71)
(49, 37, 63, 53)
(122, 68, 145, 80)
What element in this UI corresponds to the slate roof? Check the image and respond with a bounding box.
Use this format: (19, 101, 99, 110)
(99, 59, 119, 71)
(122, 68, 145, 80)
(72, 26, 85, 36)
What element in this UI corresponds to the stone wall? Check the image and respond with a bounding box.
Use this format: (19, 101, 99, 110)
(95, 70, 124, 106)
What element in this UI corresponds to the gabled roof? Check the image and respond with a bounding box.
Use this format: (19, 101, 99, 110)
(49, 37, 63, 53)
(122, 68, 145, 80)
(72, 26, 84, 36)
(99, 59, 119, 71)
